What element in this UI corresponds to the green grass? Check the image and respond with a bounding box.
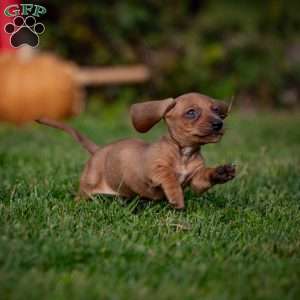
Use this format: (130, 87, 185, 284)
(0, 110, 300, 300)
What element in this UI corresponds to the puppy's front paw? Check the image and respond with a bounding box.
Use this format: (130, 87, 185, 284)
(211, 164, 235, 184)
(170, 200, 185, 210)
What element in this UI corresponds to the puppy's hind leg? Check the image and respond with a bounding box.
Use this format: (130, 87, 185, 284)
(75, 186, 93, 202)
(75, 160, 102, 202)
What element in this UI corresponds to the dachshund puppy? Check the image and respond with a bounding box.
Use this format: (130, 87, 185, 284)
(37, 92, 235, 209)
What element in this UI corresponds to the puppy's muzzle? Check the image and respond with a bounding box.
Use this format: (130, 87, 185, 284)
(211, 120, 223, 132)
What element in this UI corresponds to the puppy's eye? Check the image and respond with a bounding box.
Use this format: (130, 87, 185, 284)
(184, 109, 199, 120)
(211, 105, 220, 114)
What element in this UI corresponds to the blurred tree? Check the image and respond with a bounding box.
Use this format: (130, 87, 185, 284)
(26, 0, 300, 108)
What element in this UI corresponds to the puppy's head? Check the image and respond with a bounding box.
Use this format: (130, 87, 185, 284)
(130, 92, 229, 146)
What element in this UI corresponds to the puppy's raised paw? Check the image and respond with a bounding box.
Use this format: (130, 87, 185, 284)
(211, 164, 235, 184)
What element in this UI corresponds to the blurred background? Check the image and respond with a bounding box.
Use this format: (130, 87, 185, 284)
(38, 0, 300, 110)
(0, 0, 300, 124)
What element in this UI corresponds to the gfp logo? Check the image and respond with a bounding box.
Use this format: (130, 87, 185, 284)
(3, 4, 46, 48)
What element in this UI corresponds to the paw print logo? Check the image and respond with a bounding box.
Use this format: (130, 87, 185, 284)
(4, 16, 45, 48)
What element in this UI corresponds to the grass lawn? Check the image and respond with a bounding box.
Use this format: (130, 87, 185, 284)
(0, 109, 300, 300)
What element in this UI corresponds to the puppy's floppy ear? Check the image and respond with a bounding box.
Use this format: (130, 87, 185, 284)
(130, 98, 175, 132)
(218, 101, 229, 119)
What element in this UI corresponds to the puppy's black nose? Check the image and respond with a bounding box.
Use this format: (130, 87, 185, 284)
(212, 120, 223, 131)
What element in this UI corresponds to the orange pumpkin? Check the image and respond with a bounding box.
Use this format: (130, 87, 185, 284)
(0, 50, 84, 124)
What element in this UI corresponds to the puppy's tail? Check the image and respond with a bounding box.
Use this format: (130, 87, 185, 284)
(36, 117, 99, 155)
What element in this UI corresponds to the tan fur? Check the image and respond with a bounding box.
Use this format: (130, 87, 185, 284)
(37, 92, 236, 209)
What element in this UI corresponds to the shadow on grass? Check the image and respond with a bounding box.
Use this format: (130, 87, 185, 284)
(91, 194, 171, 215)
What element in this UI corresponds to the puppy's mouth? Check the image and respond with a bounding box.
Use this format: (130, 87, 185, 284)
(194, 130, 224, 138)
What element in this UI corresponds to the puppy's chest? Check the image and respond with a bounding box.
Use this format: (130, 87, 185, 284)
(175, 151, 201, 185)
(177, 163, 190, 184)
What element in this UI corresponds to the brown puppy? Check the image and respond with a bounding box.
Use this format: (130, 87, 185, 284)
(37, 92, 235, 209)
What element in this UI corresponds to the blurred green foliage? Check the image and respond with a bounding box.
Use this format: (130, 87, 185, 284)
(37, 0, 300, 107)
